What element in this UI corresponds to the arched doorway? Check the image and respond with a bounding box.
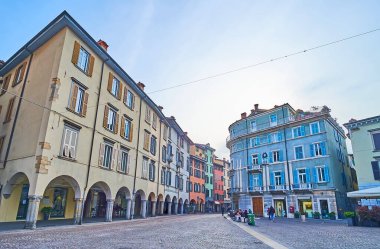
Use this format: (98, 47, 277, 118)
(2, 172, 30, 221)
(178, 198, 183, 214)
(183, 199, 189, 214)
(83, 181, 111, 220)
(147, 192, 156, 217)
(133, 189, 146, 219)
(41, 175, 82, 222)
(190, 199, 196, 213)
(164, 195, 171, 215)
(156, 194, 163, 215)
(113, 187, 131, 219)
(171, 196, 177, 214)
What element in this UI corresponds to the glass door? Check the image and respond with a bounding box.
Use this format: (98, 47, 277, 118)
(16, 184, 29, 220)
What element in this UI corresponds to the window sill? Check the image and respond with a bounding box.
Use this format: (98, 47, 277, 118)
(58, 156, 77, 162)
(108, 90, 121, 100)
(65, 107, 85, 118)
(117, 170, 128, 175)
(104, 127, 116, 134)
(121, 136, 132, 143)
(99, 165, 112, 171)
(74, 64, 91, 77)
(12, 80, 22, 87)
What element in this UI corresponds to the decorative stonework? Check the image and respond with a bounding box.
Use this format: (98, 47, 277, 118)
(39, 141, 51, 150)
(49, 77, 61, 101)
(35, 155, 51, 174)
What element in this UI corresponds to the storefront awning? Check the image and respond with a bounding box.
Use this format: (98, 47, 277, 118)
(347, 186, 380, 198)
(214, 201, 220, 205)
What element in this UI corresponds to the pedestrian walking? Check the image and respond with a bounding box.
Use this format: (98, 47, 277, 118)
(221, 206, 225, 216)
(269, 206, 275, 222)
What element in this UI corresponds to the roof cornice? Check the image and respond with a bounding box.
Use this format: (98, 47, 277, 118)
(343, 115, 380, 130)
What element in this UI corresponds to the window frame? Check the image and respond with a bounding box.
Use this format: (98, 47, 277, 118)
(110, 76, 120, 97)
(103, 142, 114, 169)
(298, 168, 307, 184)
(316, 166, 327, 183)
(371, 130, 380, 151)
(269, 114, 277, 127)
(252, 154, 259, 165)
(294, 145, 304, 160)
(77, 47, 90, 72)
(60, 125, 80, 160)
(310, 122, 320, 135)
(119, 148, 129, 173)
(125, 89, 134, 110)
(272, 150, 280, 163)
(106, 107, 117, 132)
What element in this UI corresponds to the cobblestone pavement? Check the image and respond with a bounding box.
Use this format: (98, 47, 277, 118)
(0, 215, 269, 249)
(246, 217, 380, 249)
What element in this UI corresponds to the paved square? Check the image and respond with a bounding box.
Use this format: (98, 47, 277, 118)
(0, 215, 269, 249)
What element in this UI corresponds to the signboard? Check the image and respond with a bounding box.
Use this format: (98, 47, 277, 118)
(360, 198, 380, 206)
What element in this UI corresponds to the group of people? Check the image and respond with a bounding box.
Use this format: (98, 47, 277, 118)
(231, 209, 253, 223)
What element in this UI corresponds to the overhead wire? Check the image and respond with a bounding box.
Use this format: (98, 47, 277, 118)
(0, 28, 379, 118)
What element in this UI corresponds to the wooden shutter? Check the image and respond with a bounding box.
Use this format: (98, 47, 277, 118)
(117, 83, 122, 100)
(111, 148, 118, 170)
(1, 75, 11, 95)
(19, 62, 27, 83)
(0, 137, 4, 155)
(117, 149, 122, 172)
(81, 92, 89, 117)
(114, 113, 119, 134)
(129, 123, 134, 142)
(127, 154, 131, 174)
(120, 117, 125, 138)
(372, 161, 380, 180)
(72, 41, 80, 65)
(103, 106, 109, 128)
(87, 55, 95, 76)
(132, 94, 135, 110)
(107, 72, 113, 93)
(69, 84, 79, 111)
(62, 128, 71, 157)
(4, 97, 15, 123)
(123, 86, 128, 103)
(98, 143, 105, 166)
(69, 130, 78, 158)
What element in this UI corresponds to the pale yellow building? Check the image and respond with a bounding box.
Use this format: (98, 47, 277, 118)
(0, 11, 176, 228)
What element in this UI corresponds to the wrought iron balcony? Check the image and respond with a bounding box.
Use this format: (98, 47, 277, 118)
(248, 186, 263, 192)
(247, 165, 262, 172)
(291, 183, 312, 191)
(269, 185, 286, 191)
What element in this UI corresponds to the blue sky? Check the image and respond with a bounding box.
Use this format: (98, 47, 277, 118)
(1, 1, 380, 157)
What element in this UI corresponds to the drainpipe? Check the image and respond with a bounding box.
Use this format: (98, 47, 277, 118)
(281, 106, 291, 191)
(131, 95, 145, 219)
(245, 118, 249, 194)
(156, 120, 162, 202)
(79, 58, 108, 225)
(3, 50, 33, 169)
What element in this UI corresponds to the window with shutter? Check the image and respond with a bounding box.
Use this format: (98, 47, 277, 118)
(372, 132, 380, 151)
(0, 136, 5, 157)
(104, 106, 117, 132)
(102, 143, 113, 169)
(371, 161, 380, 180)
(142, 157, 149, 179)
(0, 75, 11, 96)
(152, 113, 157, 130)
(12, 62, 27, 86)
(143, 130, 150, 151)
(61, 125, 79, 159)
(4, 96, 16, 123)
(145, 106, 151, 124)
(68, 81, 87, 116)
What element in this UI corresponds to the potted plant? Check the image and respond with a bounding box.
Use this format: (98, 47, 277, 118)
(344, 211, 355, 226)
(300, 211, 307, 222)
(313, 211, 321, 219)
(41, 206, 52, 221)
(294, 211, 300, 218)
(329, 212, 336, 220)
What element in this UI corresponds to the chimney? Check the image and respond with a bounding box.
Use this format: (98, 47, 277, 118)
(158, 106, 163, 111)
(97, 40, 109, 51)
(254, 104, 259, 110)
(137, 82, 145, 91)
(250, 109, 255, 115)
(241, 112, 247, 119)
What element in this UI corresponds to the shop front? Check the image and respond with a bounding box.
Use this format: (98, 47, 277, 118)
(298, 197, 313, 218)
(273, 198, 286, 217)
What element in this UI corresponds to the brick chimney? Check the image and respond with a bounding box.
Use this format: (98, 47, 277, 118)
(254, 104, 259, 110)
(97, 40, 109, 51)
(137, 82, 145, 91)
(241, 112, 247, 119)
(158, 106, 163, 111)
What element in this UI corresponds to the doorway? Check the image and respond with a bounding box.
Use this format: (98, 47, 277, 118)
(16, 184, 29, 220)
(319, 200, 329, 219)
(298, 199, 313, 218)
(274, 199, 286, 217)
(252, 197, 263, 216)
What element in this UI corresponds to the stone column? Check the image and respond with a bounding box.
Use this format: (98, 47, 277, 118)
(24, 195, 42, 229)
(160, 201, 164, 215)
(201, 204, 205, 213)
(130, 199, 135, 219)
(180, 204, 184, 214)
(105, 199, 114, 222)
(174, 202, 178, 215)
(73, 198, 83, 224)
(141, 200, 147, 218)
(151, 201, 156, 217)
(125, 198, 132, 220)
(167, 202, 172, 215)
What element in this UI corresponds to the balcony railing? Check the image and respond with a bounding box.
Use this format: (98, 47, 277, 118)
(247, 165, 262, 171)
(269, 185, 286, 191)
(291, 183, 312, 190)
(226, 112, 325, 144)
(248, 186, 263, 192)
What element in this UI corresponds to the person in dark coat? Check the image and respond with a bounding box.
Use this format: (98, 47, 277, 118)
(269, 206, 275, 221)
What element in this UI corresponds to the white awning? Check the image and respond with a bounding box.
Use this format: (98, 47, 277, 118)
(347, 186, 380, 198)
(214, 201, 221, 204)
